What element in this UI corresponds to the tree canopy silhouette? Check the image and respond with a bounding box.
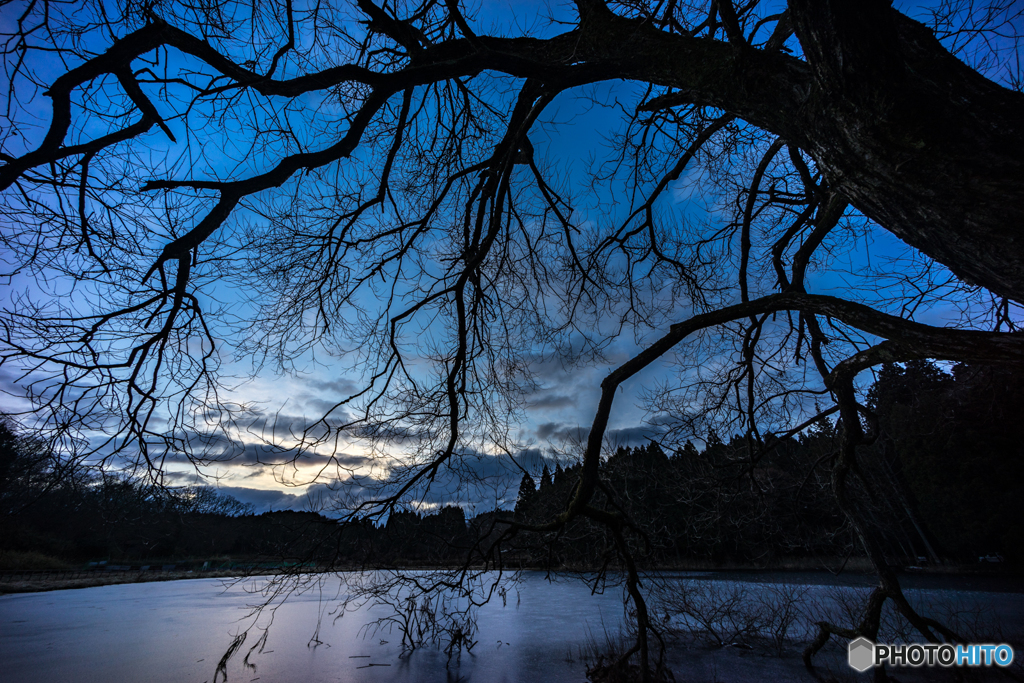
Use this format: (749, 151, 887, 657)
(2, 0, 1023, 679)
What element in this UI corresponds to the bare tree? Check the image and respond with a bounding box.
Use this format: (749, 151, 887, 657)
(2, 0, 1023, 680)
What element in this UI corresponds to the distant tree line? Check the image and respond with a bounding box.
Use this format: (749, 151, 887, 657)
(507, 360, 1024, 569)
(0, 423, 327, 563)
(0, 418, 495, 566)
(1, 361, 1021, 568)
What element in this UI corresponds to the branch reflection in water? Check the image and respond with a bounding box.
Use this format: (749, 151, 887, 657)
(2, 571, 1022, 683)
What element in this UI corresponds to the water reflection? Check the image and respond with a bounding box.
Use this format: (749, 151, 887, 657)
(1, 571, 1021, 683)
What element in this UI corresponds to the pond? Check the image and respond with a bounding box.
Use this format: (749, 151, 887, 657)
(1, 571, 1021, 683)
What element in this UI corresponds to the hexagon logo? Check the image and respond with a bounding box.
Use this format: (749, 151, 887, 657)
(848, 637, 875, 672)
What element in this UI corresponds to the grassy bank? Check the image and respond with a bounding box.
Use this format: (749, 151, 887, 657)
(0, 568, 268, 595)
(2, 544, 1017, 596)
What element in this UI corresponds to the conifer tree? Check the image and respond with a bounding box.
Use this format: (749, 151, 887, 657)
(514, 472, 537, 520)
(539, 465, 553, 496)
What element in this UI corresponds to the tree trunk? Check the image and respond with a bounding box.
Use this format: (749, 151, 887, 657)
(787, 1, 1024, 303)
(555, 4, 1024, 302)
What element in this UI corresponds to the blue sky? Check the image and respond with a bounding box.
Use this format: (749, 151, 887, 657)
(1, 0, 1021, 515)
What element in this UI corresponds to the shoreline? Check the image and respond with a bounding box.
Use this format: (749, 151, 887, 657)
(0, 569, 260, 595)
(2, 562, 1019, 596)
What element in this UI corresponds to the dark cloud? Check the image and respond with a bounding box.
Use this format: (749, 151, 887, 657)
(526, 394, 578, 410)
(160, 470, 205, 484)
(213, 485, 311, 513)
(536, 422, 560, 440)
(243, 413, 346, 441)
(0, 365, 26, 407)
(217, 442, 366, 468)
(536, 422, 588, 444)
(302, 376, 361, 397)
(298, 397, 354, 417)
(513, 448, 549, 470)
(330, 453, 372, 468)
(343, 449, 566, 514)
(536, 420, 668, 449)
(233, 452, 370, 473)
(153, 430, 366, 471)
(348, 422, 429, 443)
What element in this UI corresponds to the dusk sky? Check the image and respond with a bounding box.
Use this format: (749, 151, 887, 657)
(1, 0, 1019, 516)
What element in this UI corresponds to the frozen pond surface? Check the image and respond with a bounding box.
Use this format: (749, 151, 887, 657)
(1, 571, 1022, 683)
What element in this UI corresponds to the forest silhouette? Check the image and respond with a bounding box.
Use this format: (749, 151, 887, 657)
(4, 360, 1021, 570)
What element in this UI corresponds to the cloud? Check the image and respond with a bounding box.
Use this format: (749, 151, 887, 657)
(299, 397, 355, 416)
(0, 366, 29, 412)
(302, 376, 361, 396)
(536, 421, 588, 443)
(536, 422, 560, 440)
(166, 449, 554, 518)
(150, 429, 368, 476)
(213, 485, 312, 513)
(348, 422, 429, 443)
(218, 441, 367, 468)
(160, 470, 205, 484)
(242, 412, 348, 441)
(526, 393, 578, 410)
(334, 448, 564, 515)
